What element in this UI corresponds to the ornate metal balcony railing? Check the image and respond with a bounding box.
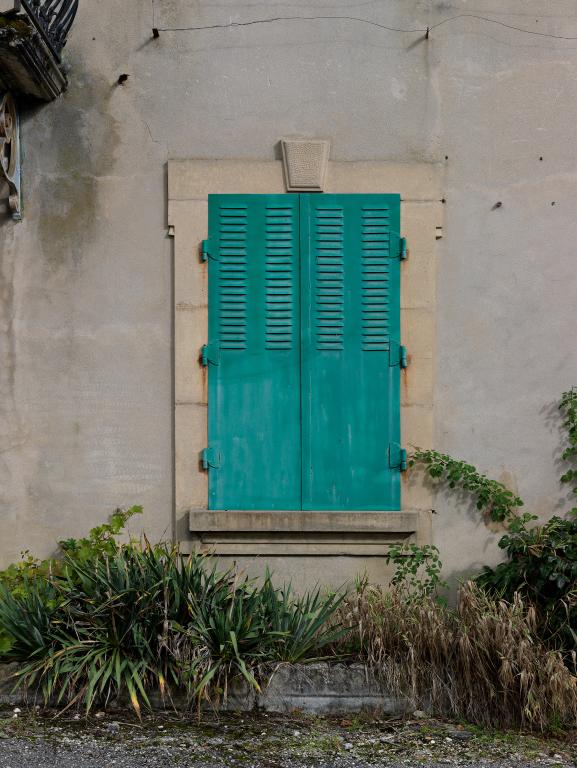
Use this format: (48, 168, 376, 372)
(0, 1, 78, 218)
(0, 91, 20, 219)
(0, 0, 79, 100)
(23, 0, 79, 54)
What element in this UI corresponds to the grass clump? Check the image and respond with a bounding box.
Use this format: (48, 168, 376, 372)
(339, 579, 576, 731)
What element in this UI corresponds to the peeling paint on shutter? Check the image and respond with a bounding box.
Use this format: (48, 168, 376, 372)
(207, 193, 401, 512)
(207, 195, 301, 510)
(300, 194, 401, 511)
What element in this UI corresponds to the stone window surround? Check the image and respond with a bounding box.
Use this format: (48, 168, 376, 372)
(168, 159, 443, 586)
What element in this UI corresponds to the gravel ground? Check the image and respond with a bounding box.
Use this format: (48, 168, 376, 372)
(0, 707, 575, 768)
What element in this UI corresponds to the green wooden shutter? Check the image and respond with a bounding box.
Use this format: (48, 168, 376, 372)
(300, 194, 401, 510)
(207, 194, 301, 510)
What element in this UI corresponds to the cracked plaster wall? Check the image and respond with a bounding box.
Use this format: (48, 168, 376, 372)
(1, 0, 577, 587)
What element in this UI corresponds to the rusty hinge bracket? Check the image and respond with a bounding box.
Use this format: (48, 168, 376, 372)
(201, 343, 220, 367)
(399, 237, 407, 260)
(389, 342, 408, 369)
(201, 238, 217, 262)
(201, 447, 221, 470)
(389, 443, 408, 472)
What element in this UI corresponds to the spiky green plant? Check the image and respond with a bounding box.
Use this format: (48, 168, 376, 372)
(0, 535, 346, 715)
(169, 571, 347, 703)
(260, 574, 347, 663)
(0, 578, 58, 660)
(175, 577, 277, 701)
(14, 548, 169, 714)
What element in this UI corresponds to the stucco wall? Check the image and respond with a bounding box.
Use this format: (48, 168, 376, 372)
(1, 0, 577, 587)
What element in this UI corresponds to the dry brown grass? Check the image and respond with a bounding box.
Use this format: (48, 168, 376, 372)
(337, 581, 577, 730)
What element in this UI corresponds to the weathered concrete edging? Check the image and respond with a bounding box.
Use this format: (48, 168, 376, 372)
(0, 663, 22, 707)
(1, 662, 408, 714)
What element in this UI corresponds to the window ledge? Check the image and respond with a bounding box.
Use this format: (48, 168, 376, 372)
(188, 509, 423, 556)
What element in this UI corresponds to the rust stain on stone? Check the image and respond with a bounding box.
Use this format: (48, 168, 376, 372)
(200, 358, 208, 403)
(401, 360, 410, 405)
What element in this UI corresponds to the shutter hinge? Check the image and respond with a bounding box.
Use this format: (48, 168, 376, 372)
(201, 343, 220, 367)
(201, 238, 216, 262)
(201, 447, 221, 470)
(399, 237, 407, 260)
(389, 443, 408, 472)
(389, 342, 408, 369)
(400, 345, 408, 369)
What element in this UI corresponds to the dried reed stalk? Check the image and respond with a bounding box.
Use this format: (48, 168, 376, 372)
(337, 582, 577, 730)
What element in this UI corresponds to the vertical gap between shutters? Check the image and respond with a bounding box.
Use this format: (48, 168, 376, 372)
(298, 194, 306, 510)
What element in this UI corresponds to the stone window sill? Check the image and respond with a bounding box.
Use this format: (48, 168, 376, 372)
(188, 509, 422, 556)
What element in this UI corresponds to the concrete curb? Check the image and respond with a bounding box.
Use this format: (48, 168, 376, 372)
(1, 662, 409, 714)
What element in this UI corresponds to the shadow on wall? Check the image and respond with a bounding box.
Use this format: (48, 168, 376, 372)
(442, 562, 494, 601)
(8, 59, 123, 266)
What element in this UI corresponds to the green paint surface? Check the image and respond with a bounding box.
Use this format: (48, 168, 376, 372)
(207, 193, 401, 511)
(300, 194, 401, 510)
(208, 195, 302, 510)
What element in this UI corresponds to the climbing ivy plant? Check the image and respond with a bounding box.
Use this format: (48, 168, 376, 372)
(474, 388, 577, 653)
(409, 449, 524, 522)
(560, 386, 577, 516)
(387, 388, 577, 653)
(385, 542, 447, 601)
(409, 387, 577, 525)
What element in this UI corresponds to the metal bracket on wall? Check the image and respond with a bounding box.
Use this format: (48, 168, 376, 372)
(0, 92, 21, 221)
(201, 343, 220, 367)
(201, 238, 218, 262)
(389, 443, 408, 472)
(389, 341, 408, 369)
(399, 237, 407, 260)
(201, 447, 221, 470)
